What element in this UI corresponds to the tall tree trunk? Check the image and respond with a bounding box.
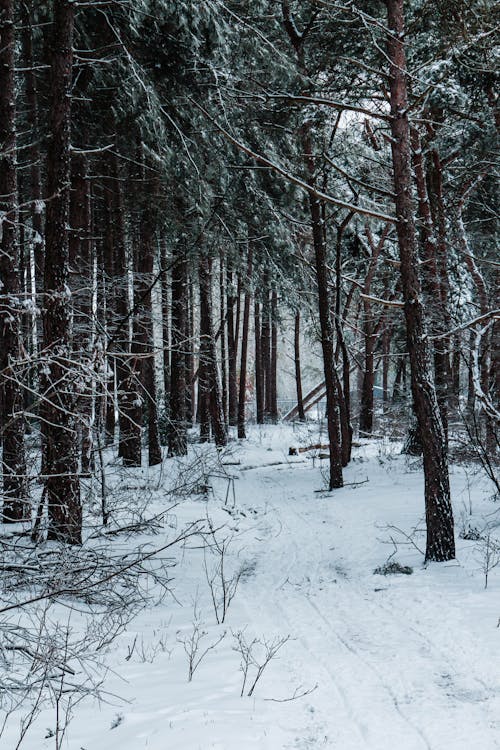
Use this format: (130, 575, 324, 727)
(168, 246, 188, 456)
(270, 289, 279, 422)
(161, 239, 171, 410)
(138, 168, 161, 466)
(254, 301, 265, 424)
(0, 0, 29, 522)
(185, 278, 195, 425)
(334, 223, 353, 464)
(114, 156, 141, 467)
(199, 253, 227, 447)
(282, 7, 344, 488)
(103, 168, 116, 444)
(261, 280, 271, 418)
(227, 269, 239, 426)
(386, 0, 454, 562)
(302, 127, 343, 489)
(237, 248, 253, 439)
(294, 311, 306, 421)
(69, 152, 93, 474)
(42, 0, 81, 543)
(219, 251, 228, 424)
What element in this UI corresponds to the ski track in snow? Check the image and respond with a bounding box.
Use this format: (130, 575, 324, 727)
(238, 444, 500, 750)
(4, 427, 500, 749)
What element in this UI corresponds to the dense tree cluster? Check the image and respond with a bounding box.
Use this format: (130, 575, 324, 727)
(0, 0, 498, 565)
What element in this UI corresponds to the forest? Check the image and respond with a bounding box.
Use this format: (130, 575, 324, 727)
(0, 1, 498, 748)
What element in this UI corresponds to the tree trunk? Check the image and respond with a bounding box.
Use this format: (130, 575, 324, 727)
(69, 152, 93, 474)
(254, 301, 265, 424)
(168, 246, 188, 456)
(138, 168, 161, 466)
(270, 289, 279, 422)
(294, 312, 306, 421)
(386, 0, 454, 562)
(42, 0, 81, 543)
(237, 248, 252, 439)
(0, 0, 29, 522)
(114, 156, 141, 467)
(161, 239, 171, 410)
(227, 269, 239, 426)
(302, 126, 343, 489)
(103, 167, 116, 444)
(219, 251, 228, 424)
(199, 253, 227, 447)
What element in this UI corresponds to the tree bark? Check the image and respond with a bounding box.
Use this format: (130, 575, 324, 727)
(168, 246, 188, 456)
(42, 0, 81, 543)
(294, 312, 306, 421)
(227, 269, 239, 426)
(254, 301, 265, 424)
(270, 289, 279, 422)
(199, 253, 227, 447)
(237, 248, 253, 439)
(0, 0, 29, 522)
(386, 0, 454, 561)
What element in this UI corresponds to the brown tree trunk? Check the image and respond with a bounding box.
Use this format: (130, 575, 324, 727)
(237, 248, 253, 439)
(219, 251, 228, 424)
(261, 281, 271, 418)
(103, 168, 116, 444)
(114, 156, 141, 467)
(0, 0, 29, 522)
(270, 289, 279, 422)
(294, 312, 306, 421)
(282, 7, 343, 487)
(227, 269, 239, 426)
(302, 126, 343, 489)
(254, 301, 265, 424)
(69, 152, 93, 474)
(42, 0, 81, 543)
(185, 278, 195, 425)
(386, 0, 454, 561)
(161, 239, 170, 410)
(138, 168, 161, 466)
(199, 253, 227, 447)
(168, 246, 188, 456)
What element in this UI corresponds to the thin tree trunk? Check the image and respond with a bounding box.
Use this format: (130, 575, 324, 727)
(42, 0, 81, 543)
(161, 239, 171, 410)
(237, 248, 253, 439)
(168, 246, 188, 456)
(69, 152, 93, 474)
(0, 0, 29, 522)
(386, 0, 454, 561)
(261, 280, 271, 418)
(282, 8, 344, 487)
(254, 301, 264, 424)
(294, 312, 306, 421)
(199, 253, 227, 447)
(220, 251, 228, 424)
(270, 289, 279, 422)
(103, 168, 116, 444)
(185, 278, 195, 425)
(302, 126, 343, 488)
(114, 156, 141, 467)
(227, 269, 239, 426)
(138, 168, 161, 466)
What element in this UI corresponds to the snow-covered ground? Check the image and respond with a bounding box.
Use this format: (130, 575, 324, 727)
(3, 423, 500, 749)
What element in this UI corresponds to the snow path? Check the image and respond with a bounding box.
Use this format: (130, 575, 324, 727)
(4, 427, 499, 749)
(233, 438, 500, 750)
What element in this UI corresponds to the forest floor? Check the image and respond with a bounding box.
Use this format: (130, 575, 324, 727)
(3, 423, 500, 749)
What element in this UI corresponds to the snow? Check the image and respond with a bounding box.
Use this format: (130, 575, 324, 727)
(2, 424, 500, 749)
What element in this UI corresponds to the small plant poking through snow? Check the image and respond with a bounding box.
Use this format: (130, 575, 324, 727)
(232, 630, 291, 696)
(373, 561, 413, 576)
